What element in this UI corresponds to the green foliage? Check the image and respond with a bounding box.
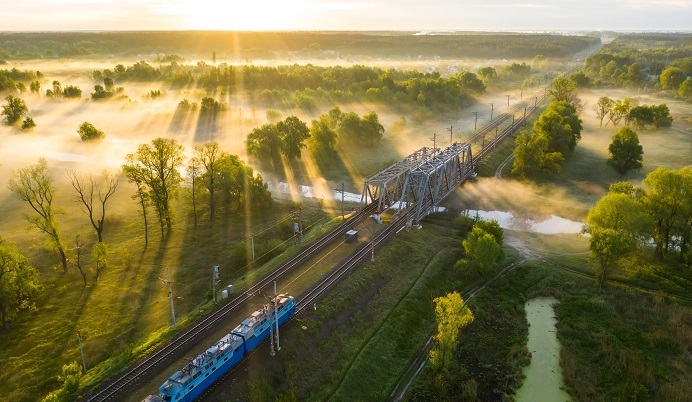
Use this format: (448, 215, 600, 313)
(430, 292, 474, 370)
(569, 70, 591, 88)
(659, 66, 686, 90)
(90, 84, 113, 100)
(628, 104, 672, 129)
(40, 362, 81, 402)
(455, 71, 485, 94)
(457, 227, 502, 277)
(123, 138, 185, 237)
(0, 239, 42, 330)
(176, 98, 197, 110)
(336, 111, 384, 146)
(62, 85, 81, 98)
(607, 126, 643, 176)
(388, 115, 407, 135)
(678, 78, 692, 99)
(1, 94, 27, 125)
(548, 76, 580, 107)
(77, 121, 105, 141)
(511, 129, 563, 179)
(477, 66, 496, 80)
(245, 123, 282, 162)
(277, 116, 310, 160)
(308, 115, 338, 161)
(533, 109, 575, 156)
(473, 219, 503, 246)
(20, 116, 36, 132)
(500, 62, 531, 78)
(593, 96, 614, 127)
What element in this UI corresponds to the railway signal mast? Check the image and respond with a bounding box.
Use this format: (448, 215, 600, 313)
(269, 281, 281, 356)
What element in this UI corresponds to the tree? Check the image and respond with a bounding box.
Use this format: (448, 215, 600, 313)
(2, 95, 28, 125)
(456, 71, 485, 94)
(456, 227, 502, 277)
(17, 82, 27, 93)
(91, 84, 113, 100)
(73, 235, 88, 287)
(641, 167, 691, 259)
(660, 66, 685, 90)
(583, 192, 648, 289)
(67, 170, 119, 243)
(62, 85, 82, 98)
(679, 78, 692, 99)
(308, 115, 338, 160)
(123, 138, 185, 237)
(473, 219, 503, 245)
(246, 124, 282, 163)
(103, 77, 114, 92)
(266, 109, 282, 123)
(628, 106, 654, 130)
(29, 80, 40, 94)
(607, 127, 643, 176)
(327, 106, 343, 129)
(361, 112, 385, 145)
(548, 76, 580, 107)
(511, 130, 563, 179)
(430, 292, 474, 370)
(548, 101, 582, 150)
(187, 157, 202, 228)
(122, 165, 150, 247)
(21, 117, 36, 132)
(533, 109, 574, 156)
(277, 116, 310, 159)
(51, 81, 62, 98)
(587, 227, 636, 290)
(92, 242, 107, 282)
(593, 96, 613, 127)
(650, 104, 673, 128)
(8, 158, 68, 272)
(477, 66, 497, 80)
(195, 142, 227, 222)
(0, 239, 42, 329)
(77, 122, 105, 141)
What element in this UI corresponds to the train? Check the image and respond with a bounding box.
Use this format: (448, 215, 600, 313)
(144, 294, 296, 402)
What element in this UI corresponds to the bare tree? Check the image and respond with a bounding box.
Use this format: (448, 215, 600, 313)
(74, 235, 88, 287)
(68, 170, 119, 243)
(8, 158, 68, 272)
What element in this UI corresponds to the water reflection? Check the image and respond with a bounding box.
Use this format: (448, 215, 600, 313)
(462, 209, 582, 234)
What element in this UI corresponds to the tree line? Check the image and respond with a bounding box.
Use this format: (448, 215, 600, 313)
(0, 31, 599, 60)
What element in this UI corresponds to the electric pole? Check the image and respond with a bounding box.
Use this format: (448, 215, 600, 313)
(251, 236, 256, 264)
(490, 103, 494, 121)
(448, 126, 453, 145)
(506, 94, 510, 110)
(472, 111, 478, 131)
(212, 265, 220, 304)
(430, 132, 437, 150)
(77, 330, 87, 372)
(161, 268, 176, 330)
(274, 281, 280, 352)
(335, 183, 345, 221)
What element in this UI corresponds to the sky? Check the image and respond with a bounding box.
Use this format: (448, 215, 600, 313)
(1, 0, 691, 32)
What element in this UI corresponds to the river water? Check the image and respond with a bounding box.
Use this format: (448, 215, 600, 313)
(462, 209, 583, 234)
(515, 297, 571, 402)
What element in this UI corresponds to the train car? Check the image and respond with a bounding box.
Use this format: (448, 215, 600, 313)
(151, 294, 296, 402)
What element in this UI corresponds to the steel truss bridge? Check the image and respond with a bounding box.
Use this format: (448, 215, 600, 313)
(361, 93, 546, 224)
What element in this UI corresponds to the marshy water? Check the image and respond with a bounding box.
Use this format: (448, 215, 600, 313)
(515, 297, 571, 402)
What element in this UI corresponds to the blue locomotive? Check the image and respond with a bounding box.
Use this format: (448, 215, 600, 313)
(146, 294, 296, 402)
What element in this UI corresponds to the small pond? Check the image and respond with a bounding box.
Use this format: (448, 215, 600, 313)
(515, 297, 571, 402)
(462, 209, 582, 234)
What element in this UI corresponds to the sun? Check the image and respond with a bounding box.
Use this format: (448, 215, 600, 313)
(176, 0, 308, 30)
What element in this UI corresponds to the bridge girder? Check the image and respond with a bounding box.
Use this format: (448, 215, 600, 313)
(360, 147, 437, 212)
(399, 142, 474, 224)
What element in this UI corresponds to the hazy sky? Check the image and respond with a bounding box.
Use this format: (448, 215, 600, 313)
(2, 0, 691, 31)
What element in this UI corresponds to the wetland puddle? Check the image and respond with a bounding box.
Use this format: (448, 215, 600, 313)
(515, 297, 571, 402)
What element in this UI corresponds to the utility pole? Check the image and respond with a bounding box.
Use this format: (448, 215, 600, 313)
(506, 94, 510, 110)
(299, 207, 303, 243)
(212, 265, 220, 304)
(269, 295, 275, 356)
(274, 281, 280, 352)
(77, 330, 87, 372)
(448, 126, 453, 145)
(520, 88, 523, 101)
(251, 236, 256, 264)
(430, 132, 437, 151)
(472, 111, 478, 131)
(335, 183, 345, 221)
(535, 97, 538, 107)
(490, 103, 494, 121)
(524, 106, 527, 126)
(161, 268, 176, 330)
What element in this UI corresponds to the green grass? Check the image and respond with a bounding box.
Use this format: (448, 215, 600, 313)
(0, 179, 330, 401)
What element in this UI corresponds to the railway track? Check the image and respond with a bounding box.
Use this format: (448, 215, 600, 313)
(85, 202, 379, 401)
